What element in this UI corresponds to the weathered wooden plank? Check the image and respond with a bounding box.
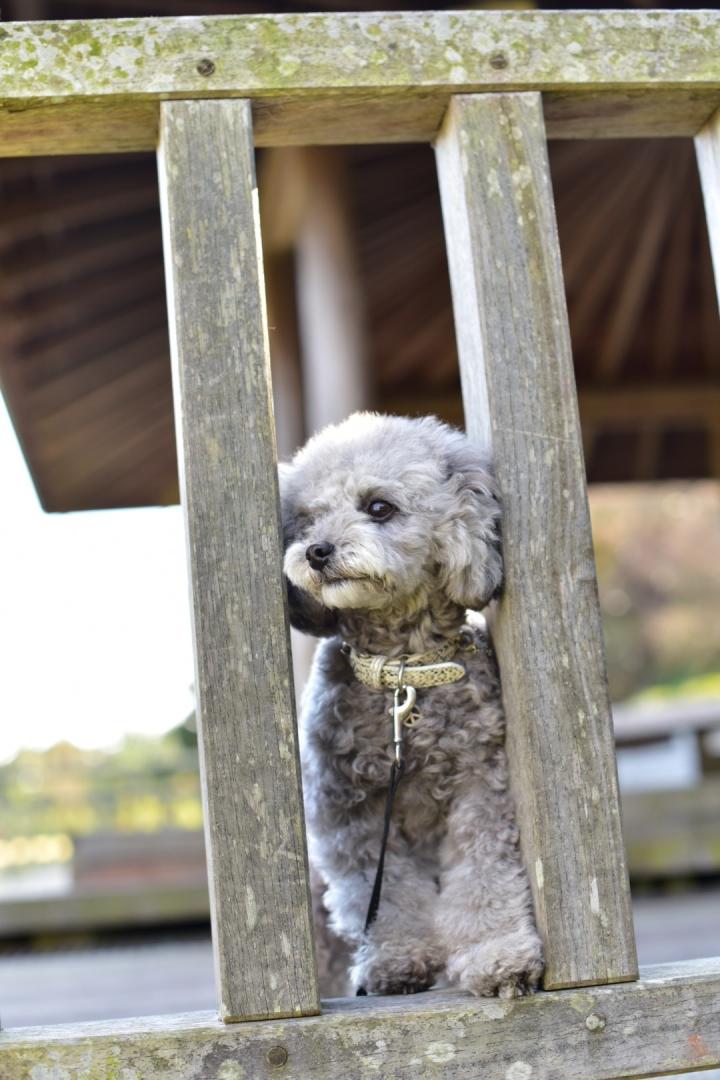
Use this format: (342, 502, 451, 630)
(157, 99, 318, 1023)
(0, 13, 719, 154)
(544, 89, 720, 140)
(2, 92, 720, 157)
(434, 93, 637, 990)
(696, 107, 720, 309)
(0, 99, 159, 156)
(253, 93, 450, 149)
(2, 959, 719, 1079)
(3, 12, 719, 100)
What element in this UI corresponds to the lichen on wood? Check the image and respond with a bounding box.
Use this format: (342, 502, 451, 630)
(157, 98, 318, 1023)
(0, 13, 719, 153)
(1, 959, 719, 1079)
(0, 12, 719, 99)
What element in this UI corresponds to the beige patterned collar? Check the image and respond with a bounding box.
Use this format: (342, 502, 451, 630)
(344, 638, 467, 690)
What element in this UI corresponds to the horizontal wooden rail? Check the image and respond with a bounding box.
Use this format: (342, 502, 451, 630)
(1, 959, 719, 1079)
(0, 12, 718, 154)
(0, 886, 210, 938)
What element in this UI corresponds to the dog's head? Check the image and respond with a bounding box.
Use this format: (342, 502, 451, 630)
(280, 413, 502, 635)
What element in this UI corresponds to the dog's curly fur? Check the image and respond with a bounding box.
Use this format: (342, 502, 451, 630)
(280, 412, 543, 998)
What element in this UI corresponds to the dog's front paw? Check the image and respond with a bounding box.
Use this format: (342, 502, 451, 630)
(447, 926, 543, 998)
(351, 939, 443, 996)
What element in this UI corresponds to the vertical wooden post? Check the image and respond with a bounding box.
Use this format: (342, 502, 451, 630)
(264, 249, 305, 459)
(259, 146, 370, 435)
(696, 107, 720, 308)
(259, 146, 371, 705)
(157, 99, 319, 1022)
(435, 93, 638, 990)
(294, 148, 370, 434)
(263, 248, 314, 707)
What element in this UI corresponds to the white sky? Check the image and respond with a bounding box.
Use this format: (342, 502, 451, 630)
(0, 392, 195, 763)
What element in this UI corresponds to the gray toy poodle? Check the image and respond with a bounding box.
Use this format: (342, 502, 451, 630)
(280, 412, 543, 998)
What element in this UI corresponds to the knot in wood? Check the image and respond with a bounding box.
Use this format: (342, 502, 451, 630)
(196, 58, 216, 76)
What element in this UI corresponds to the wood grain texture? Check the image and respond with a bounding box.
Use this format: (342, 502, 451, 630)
(2, 959, 719, 1079)
(544, 89, 720, 140)
(1, 93, 719, 157)
(2, 12, 719, 99)
(0, 99, 158, 156)
(434, 93, 637, 990)
(696, 107, 720, 309)
(157, 99, 318, 1022)
(0, 13, 719, 153)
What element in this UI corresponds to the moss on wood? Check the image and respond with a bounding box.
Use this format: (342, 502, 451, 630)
(0, 12, 718, 101)
(0, 14, 718, 152)
(1, 961, 720, 1079)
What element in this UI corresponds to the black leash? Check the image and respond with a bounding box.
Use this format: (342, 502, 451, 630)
(356, 757, 406, 996)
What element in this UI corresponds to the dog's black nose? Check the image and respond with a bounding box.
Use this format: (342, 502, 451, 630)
(306, 542, 335, 571)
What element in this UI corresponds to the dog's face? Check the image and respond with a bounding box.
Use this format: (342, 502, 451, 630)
(280, 413, 502, 631)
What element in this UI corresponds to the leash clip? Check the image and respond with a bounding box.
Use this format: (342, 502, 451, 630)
(390, 661, 416, 766)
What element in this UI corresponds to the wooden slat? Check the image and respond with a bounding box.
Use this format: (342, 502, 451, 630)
(2, 959, 720, 1079)
(157, 98, 318, 1023)
(434, 93, 637, 990)
(614, 697, 720, 744)
(696, 106, 720, 308)
(0, 13, 719, 154)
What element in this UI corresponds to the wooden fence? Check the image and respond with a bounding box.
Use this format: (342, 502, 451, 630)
(1, 11, 719, 1078)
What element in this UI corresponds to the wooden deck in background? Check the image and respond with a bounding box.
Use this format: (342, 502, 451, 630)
(2, 888, 719, 1032)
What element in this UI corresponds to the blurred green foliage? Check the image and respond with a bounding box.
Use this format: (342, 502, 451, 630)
(0, 720, 201, 844)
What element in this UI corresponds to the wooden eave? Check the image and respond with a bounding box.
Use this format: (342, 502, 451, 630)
(0, 12, 719, 511)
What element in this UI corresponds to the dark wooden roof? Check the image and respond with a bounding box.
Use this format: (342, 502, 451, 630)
(1, 0, 718, 510)
(352, 139, 720, 485)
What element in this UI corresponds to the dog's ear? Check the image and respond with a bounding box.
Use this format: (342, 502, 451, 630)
(434, 440, 503, 612)
(278, 462, 339, 637)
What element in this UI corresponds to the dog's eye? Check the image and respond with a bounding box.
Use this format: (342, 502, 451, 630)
(366, 499, 396, 522)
